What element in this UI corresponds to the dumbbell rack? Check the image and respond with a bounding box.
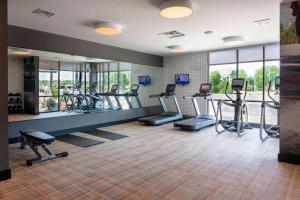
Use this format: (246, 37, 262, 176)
(8, 93, 24, 114)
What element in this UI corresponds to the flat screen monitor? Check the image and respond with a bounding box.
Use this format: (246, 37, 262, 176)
(138, 76, 151, 86)
(175, 74, 190, 85)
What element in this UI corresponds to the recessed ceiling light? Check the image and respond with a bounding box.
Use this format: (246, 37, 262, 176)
(223, 36, 245, 45)
(160, 0, 194, 19)
(168, 46, 187, 53)
(13, 50, 32, 55)
(95, 22, 122, 35)
(204, 31, 214, 35)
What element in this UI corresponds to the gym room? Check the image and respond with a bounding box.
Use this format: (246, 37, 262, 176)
(0, 0, 300, 199)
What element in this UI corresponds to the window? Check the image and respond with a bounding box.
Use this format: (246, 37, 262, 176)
(60, 62, 75, 110)
(209, 44, 280, 124)
(209, 64, 236, 119)
(209, 50, 236, 65)
(39, 60, 59, 112)
(119, 63, 131, 93)
(239, 47, 263, 62)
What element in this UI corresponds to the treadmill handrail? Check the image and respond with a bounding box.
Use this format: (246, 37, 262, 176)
(183, 96, 194, 99)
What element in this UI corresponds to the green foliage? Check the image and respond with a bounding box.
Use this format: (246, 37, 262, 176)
(210, 66, 279, 93)
(254, 66, 279, 91)
(280, 22, 297, 45)
(210, 71, 222, 93)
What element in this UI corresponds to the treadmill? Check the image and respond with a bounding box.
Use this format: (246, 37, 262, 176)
(123, 84, 142, 109)
(139, 84, 182, 125)
(97, 84, 123, 110)
(174, 83, 216, 131)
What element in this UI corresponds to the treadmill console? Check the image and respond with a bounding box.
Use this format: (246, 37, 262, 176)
(232, 78, 244, 91)
(166, 84, 176, 95)
(110, 84, 119, 93)
(200, 84, 212, 95)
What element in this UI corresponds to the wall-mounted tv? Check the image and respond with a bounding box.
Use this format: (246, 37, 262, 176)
(138, 76, 151, 86)
(175, 74, 190, 85)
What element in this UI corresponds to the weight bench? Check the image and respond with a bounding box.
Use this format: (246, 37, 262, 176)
(20, 130, 68, 166)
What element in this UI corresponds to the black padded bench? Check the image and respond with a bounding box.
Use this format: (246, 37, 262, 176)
(20, 130, 68, 166)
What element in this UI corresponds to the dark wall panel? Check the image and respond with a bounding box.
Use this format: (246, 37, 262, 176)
(9, 106, 162, 139)
(279, 2, 300, 165)
(8, 25, 163, 67)
(0, 0, 11, 180)
(23, 57, 39, 114)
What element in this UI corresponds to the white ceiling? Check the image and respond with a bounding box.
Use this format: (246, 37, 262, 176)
(8, 0, 280, 56)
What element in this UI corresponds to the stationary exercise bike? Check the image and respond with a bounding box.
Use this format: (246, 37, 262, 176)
(73, 82, 90, 111)
(215, 78, 252, 137)
(259, 76, 280, 142)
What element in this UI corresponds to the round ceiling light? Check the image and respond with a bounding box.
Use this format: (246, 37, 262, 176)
(168, 46, 187, 53)
(13, 50, 32, 55)
(160, 0, 194, 19)
(95, 22, 122, 35)
(223, 36, 245, 45)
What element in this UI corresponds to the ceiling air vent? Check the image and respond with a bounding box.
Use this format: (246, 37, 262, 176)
(158, 31, 185, 38)
(254, 19, 272, 26)
(32, 9, 55, 17)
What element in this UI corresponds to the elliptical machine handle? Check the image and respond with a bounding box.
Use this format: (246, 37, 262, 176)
(268, 80, 277, 102)
(243, 81, 248, 100)
(225, 81, 233, 101)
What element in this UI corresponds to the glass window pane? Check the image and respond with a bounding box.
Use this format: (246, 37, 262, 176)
(239, 62, 263, 101)
(239, 47, 263, 62)
(209, 50, 237, 65)
(265, 44, 280, 60)
(39, 60, 59, 112)
(109, 62, 118, 72)
(239, 62, 264, 124)
(85, 64, 91, 93)
(258, 57, 279, 126)
(39, 97, 58, 112)
(264, 61, 280, 102)
(246, 102, 261, 124)
(209, 64, 237, 117)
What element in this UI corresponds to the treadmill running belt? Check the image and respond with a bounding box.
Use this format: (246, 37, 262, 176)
(83, 129, 128, 140)
(56, 134, 103, 147)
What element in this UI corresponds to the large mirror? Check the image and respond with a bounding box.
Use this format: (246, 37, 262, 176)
(8, 47, 163, 118)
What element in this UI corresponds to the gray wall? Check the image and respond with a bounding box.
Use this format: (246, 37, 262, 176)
(0, 0, 10, 180)
(130, 63, 164, 107)
(163, 52, 209, 115)
(8, 25, 163, 67)
(8, 55, 24, 94)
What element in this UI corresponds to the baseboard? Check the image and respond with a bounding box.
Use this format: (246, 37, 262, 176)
(278, 153, 300, 165)
(0, 169, 11, 181)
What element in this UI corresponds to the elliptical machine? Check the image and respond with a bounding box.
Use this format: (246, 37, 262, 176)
(259, 76, 280, 142)
(85, 82, 105, 111)
(215, 78, 252, 137)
